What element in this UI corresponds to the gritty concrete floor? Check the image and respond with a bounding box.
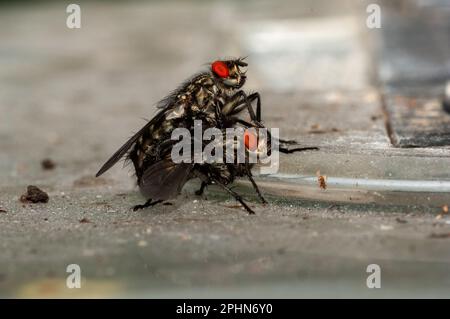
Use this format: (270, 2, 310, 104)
(1, 0, 450, 298)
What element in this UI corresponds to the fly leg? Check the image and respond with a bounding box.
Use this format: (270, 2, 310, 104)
(222, 91, 262, 125)
(245, 165, 267, 204)
(214, 102, 225, 128)
(193, 170, 211, 196)
(132, 199, 163, 211)
(245, 92, 262, 123)
(279, 146, 319, 154)
(233, 92, 261, 124)
(278, 139, 298, 145)
(211, 177, 255, 215)
(195, 181, 208, 196)
(231, 118, 254, 128)
(221, 91, 245, 116)
(192, 170, 254, 214)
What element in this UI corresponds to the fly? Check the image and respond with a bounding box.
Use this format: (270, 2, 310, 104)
(96, 58, 318, 214)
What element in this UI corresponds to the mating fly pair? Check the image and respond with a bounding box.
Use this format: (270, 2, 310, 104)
(96, 58, 318, 214)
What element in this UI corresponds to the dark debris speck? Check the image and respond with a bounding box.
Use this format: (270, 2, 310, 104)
(20, 185, 49, 203)
(41, 158, 56, 170)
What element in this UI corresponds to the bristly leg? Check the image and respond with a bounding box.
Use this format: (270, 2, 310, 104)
(133, 199, 163, 211)
(224, 91, 262, 125)
(247, 92, 261, 123)
(195, 181, 208, 196)
(279, 146, 319, 154)
(211, 177, 255, 214)
(245, 165, 267, 204)
(278, 138, 298, 145)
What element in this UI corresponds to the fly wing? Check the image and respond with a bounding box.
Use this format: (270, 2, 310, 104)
(96, 72, 212, 177)
(139, 159, 193, 201)
(95, 109, 167, 177)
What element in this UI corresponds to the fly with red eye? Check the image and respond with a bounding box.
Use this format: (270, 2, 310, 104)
(95, 58, 318, 214)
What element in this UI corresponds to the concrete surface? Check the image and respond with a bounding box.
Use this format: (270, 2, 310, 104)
(0, 0, 450, 298)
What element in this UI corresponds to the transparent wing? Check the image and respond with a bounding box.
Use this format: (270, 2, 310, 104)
(95, 109, 166, 177)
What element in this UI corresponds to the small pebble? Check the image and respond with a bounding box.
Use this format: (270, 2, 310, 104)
(20, 185, 49, 203)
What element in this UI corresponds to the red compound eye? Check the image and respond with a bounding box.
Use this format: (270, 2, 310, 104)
(211, 61, 229, 78)
(244, 130, 258, 151)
